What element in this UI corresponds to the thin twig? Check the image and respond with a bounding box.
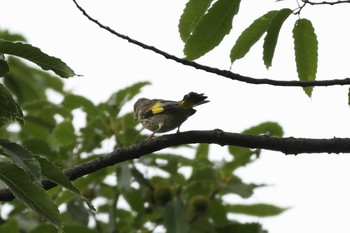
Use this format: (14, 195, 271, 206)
(72, 0, 350, 87)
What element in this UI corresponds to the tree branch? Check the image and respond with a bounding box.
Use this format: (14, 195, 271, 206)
(71, 0, 350, 88)
(1, 129, 350, 201)
(301, 0, 350, 5)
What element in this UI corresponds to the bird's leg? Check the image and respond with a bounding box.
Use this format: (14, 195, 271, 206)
(147, 122, 164, 139)
(176, 124, 182, 133)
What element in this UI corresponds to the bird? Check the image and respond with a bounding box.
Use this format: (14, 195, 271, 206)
(134, 92, 209, 138)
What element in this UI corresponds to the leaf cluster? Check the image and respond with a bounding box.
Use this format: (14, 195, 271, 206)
(0, 31, 287, 232)
(179, 0, 318, 96)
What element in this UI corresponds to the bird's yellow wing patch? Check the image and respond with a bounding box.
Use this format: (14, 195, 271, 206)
(150, 102, 164, 114)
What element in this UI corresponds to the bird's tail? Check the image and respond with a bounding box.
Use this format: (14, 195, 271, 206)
(179, 92, 209, 108)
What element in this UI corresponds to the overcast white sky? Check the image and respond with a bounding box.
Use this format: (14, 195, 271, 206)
(2, 0, 350, 232)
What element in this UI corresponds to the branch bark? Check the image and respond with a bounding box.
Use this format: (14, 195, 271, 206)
(72, 0, 350, 87)
(1, 129, 350, 201)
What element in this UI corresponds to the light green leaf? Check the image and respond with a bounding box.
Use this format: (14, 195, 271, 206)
(61, 94, 96, 113)
(53, 120, 76, 148)
(230, 10, 278, 64)
(209, 199, 230, 227)
(263, 8, 292, 68)
(117, 162, 132, 194)
(0, 162, 62, 231)
(178, 0, 213, 42)
(184, 0, 241, 60)
(164, 198, 189, 233)
(293, 18, 318, 97)
(195, 143, 209, 161)
(0, 83, 23, 127)
(0, 139, 41, 183)
(226, 203, 288, 217)
(0, 40, 76, 78)
(242, 121, 284, 137)
(107, 81, 150, 115)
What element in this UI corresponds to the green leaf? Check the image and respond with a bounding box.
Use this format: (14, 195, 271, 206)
(230, 10, 278, 64)
(179, 0, 213, 42)
(0, 162, 62, 231)
(0, 139, 41, 183)
(0, 83, 23, 127)
(5, 57, 64, 104)
(221, 177, 261, 198)
(0, 56, 9, 76)
(293, 18, 318, 97)
(242, 121, 284, 137)
(107, 81, 150, 115)
(0, 30, 27, 42)
(209, 199, 230, 227)
(195, 143, 210, 161)
(42, 160, 95, 213)
(61, 94, 96, 113)
(0, 219, 20, 233)
(184, 0, 241, 60)
(117, 162, 132, 194)
(53, 120, 76, 148)
(226, 147, 259, 171)
(0, 40, 76, 78)
(263, 8, 292, 68)
(217, 222, 263, 233)
(67, 198, 90, 225)
(164, 198, 189, 233)
(226, 203, 288, 217)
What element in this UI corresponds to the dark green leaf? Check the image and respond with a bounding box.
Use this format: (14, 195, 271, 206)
(0, 219, 20, 233)
(184, 0, 241, 60)
(242, 121, 284, 137)
(123, 188, 144, 212)
(65, 225, 98, 233)
(0, 139, 41, 183)
(0, 162, 62, 231)
(179, 0, 213, 42)
(226, 203, 288, 217)
(263, 8, 292, 68)
(230, 10, 278, 64)
(40, 157, 96, 213)
(0, 83, 23, 126)
(0, 56, 9, 76)
(0, 40, 76, 78)
(189, 216, 215, 233)
(67, 198, 90, 225)
(30, 225, 57, 233)
(293, 18, 318, 97)
(53, 120, 76, 148)
(217, 222, 263, 233)
(164, 198, 189, 233)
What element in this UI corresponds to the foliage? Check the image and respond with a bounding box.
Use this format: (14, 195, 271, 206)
(179, 0, 318, 97)
(0, 31, 287, 232)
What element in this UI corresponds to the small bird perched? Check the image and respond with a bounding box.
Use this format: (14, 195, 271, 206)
(134, 92, 209, 138)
